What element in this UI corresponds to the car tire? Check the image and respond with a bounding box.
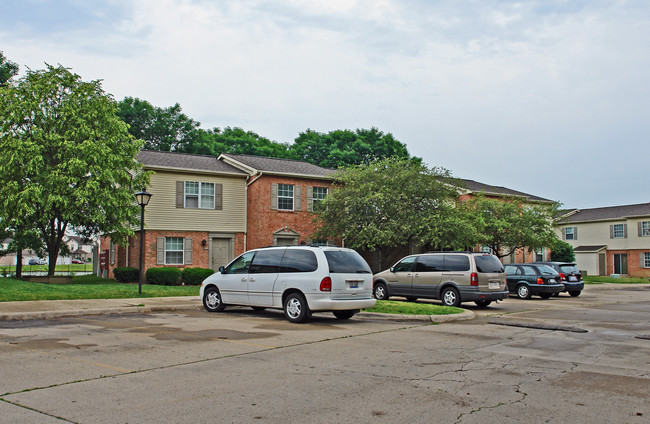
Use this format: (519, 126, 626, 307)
(474, 300, 492, 307)
(373, 282, 389, 300)
(441, 287, 461, 307)
(539, 293, 552, 299)
(516, 284, 532, 300)
(569, 291, 581, 297)
(203, 286, 226, 312)
(405, 296, 418, 302)
(284, 292, 310, 323)
(332, 310, 356, 320)
(251, 306, 267, 311)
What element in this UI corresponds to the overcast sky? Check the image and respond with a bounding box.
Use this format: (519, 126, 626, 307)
(2, 0, 648, 209)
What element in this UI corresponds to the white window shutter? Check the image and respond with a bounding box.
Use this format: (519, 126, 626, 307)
(294, 185, 302, 211)
(157, 237, 164, 264)
(176, 181, 184, 208)
(184, 238, 193, 265)
(306, 186, 313, 212)
(271, 183, 278, 210)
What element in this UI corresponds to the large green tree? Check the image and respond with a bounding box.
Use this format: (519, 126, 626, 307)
(460, 195, 559, 259)
(183, 126, 293, 158)
(0, 65, 149, 276)
(312, 158, 466, 269)
(292, 127, 419, 168)
(0, 51, 19, 86)
(117, 97, 200, 151)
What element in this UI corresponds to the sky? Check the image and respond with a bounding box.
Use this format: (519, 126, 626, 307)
(1, 0, 649, 209)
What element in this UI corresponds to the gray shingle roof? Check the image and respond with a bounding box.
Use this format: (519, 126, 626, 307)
(220, 154, 337, 178)
(459, 179, 554, 203)
(138, 150, 247, 175)
(573, 245, 607, 252)
(556, 203, 650, 224)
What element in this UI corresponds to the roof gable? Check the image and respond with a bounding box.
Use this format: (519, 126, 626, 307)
(138, 150, 247, 176)
(556, 203, 650, 224)
(458, 179, 554, 203)
(219, 154, 337, 179)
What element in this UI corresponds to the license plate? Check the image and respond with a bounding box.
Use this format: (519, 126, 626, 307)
(549, 279, 556, 283)
(489, 282, 500, 289)
(348, 281, 359, 289)
(569, 276, 577, 281)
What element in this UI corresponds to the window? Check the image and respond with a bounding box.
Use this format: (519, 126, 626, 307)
(443, 255, 470, 272)
(185, 181, 215, 209)
(224, 252, 254, 274)
(324, 250, 371, 274)
(523, 266, 537, 276)
(312, 187, 328, 209)
(640, 221, 650, 237)
(612, 224, 626, 239)
(475, 256, 504, 273)
(415, 255, 444, 272)
(535, 249, 544, 262)
(564, 227, 575, 240)
(613, 253, 627, 274)
(278, 184, 294, 211)
(644, 253, 650, 268)
(392, 257, 415, 273)
(249, 249, 284, 273)
(165, 237, 184, 265)
(281, 249, 319, 273)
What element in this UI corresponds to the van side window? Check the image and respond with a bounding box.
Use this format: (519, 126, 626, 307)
(224, 252, 255, 274)
(249, 249, 285, 273)
(415, 255, 444, 272)
(279, 249, 318, 273)
(392, 257, 415, 272)
(443, 255, 470, 271)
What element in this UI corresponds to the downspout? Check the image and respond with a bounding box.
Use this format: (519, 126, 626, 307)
(245, 171, 264, 251)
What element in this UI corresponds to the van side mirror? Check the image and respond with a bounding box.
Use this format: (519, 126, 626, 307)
(389, 266, 394, 272)
(219, 266, 225, 273)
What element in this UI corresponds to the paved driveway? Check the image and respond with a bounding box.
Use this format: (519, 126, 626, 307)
(0, 284, 648, 423)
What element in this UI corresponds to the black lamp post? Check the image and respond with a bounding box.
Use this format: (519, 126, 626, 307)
(135, 189, 152, 295)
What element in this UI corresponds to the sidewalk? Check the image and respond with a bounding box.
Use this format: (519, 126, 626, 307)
(0, 296, 204, 321)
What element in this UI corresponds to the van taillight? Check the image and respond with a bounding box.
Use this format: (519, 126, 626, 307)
(559, 273, 566, 281)
(537, 278, 543, 285)
(470, 272, 478, 286)
(320, 277, 332, 292)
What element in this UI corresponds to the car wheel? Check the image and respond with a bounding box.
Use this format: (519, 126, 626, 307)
(441, 287, 461, 307)
(333, 310, 356, 320)
(373, 282, 389, 300)
(203, 286, 226, 312)
(539, 293, 552, 299)
(405, 296, 418, 302)
(569, 291, 581, 297)
(516, 284, 532, 300)
(251, 306, 267, 311)
(284, 292, 310, 323)
(474, 300, 492, 307)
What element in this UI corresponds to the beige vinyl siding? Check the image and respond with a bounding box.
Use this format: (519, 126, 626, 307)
(146, 171, 246, 232)
(556, 219, 650, 250)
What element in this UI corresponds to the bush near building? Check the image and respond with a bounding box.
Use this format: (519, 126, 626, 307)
(145, 267, 182, 285)
(182, 268, 214, 285)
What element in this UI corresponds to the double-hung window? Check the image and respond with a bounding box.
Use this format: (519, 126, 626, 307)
(564, 227, 575, 240)
(165, 237, 184, 265)
(185, 181, 215, 209)
(278, 184, 294, 211)
(644, 252, 650, 268)
(612, 224, 626, 239)
(312, 187, 328, 208)
(640, 221, 650, 237)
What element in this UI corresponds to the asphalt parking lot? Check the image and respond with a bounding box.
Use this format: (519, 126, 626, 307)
(0, 284, 648, 423)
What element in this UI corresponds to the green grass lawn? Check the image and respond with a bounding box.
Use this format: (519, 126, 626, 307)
(0, 263, 94, 274)
(364, 300, 463, 315)
(584, 275, 649, 284)
(0, 276, 198, 301)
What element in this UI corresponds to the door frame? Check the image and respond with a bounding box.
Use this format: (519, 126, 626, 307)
(208, 232, 236, 271)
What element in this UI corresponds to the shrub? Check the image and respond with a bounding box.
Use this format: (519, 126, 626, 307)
(113, 266, 139, 283)
(182, 267, 214, 285)
(145, 267, 182, 285)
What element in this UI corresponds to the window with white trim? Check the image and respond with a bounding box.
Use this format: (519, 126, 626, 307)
(613, 224, 625, 239)
(278, 184, 294, 211)
(645, 252, 650, 268)
(312, 187, 328, 208)
(641, 221, 650, 237)
(185, 181, 215, 209)
(165, 237, 184, 265)
(564, 227, 575, 240)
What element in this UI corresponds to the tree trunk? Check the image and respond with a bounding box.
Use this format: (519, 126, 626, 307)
(16, 248, 23, 279)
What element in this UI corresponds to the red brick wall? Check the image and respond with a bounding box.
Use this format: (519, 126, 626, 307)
(607, 249, 650, 278)
(246, 175, 333, 250)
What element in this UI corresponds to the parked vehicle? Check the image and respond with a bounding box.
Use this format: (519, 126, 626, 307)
(71, 259, 84, 264)
(372, 252, 508, 307)
(504, 264, 564, 299)
(200, 246, 376, 323)
(532, 262, 584, 297)
(28, 258, 46, 265)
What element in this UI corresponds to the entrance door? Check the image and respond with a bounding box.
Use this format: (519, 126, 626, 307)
(598, 253, 606, 276)
(212, 238, 231, 271)
(613, 253, 627, 275)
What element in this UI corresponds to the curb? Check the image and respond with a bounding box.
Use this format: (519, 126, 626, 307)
(357, 309, 475, 323)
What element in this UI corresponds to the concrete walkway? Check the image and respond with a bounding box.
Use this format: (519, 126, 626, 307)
(0, 296, 475, 322)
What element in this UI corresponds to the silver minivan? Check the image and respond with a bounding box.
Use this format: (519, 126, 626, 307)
(372, 252, 508, 307)
(200, 246, 376, 323)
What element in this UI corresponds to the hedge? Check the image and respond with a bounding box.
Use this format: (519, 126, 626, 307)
(145, 267, 182, 285)
(113, 267, 139, 283)
(182, 267, 214, 285)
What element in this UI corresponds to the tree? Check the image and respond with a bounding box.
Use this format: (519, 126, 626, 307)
(312, 158, 465, 269)
(0, 65, 150, 276)
(550, 240, 575, 262)
(460, 195, 559, 259)
(117, 97, 200, 151)
(292, 128, 420, 168)
(0, 51, 19, 86)
(183, 126, 293, 158)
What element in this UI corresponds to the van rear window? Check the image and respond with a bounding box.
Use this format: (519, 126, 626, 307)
(474, 256, 504, 273)
(325, 251, 371, 274)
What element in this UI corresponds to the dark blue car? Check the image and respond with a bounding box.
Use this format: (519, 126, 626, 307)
(504, 264, 564, 299)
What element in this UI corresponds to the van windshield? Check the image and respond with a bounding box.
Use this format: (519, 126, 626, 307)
(474, 255, 504, 273)
(325, 251, 371, 274)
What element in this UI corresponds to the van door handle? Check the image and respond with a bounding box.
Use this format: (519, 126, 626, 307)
(241, 277, 247, 282)
(249, 277, 256, 282)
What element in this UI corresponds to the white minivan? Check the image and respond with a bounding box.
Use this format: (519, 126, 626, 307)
(200, 246, 376, 323)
